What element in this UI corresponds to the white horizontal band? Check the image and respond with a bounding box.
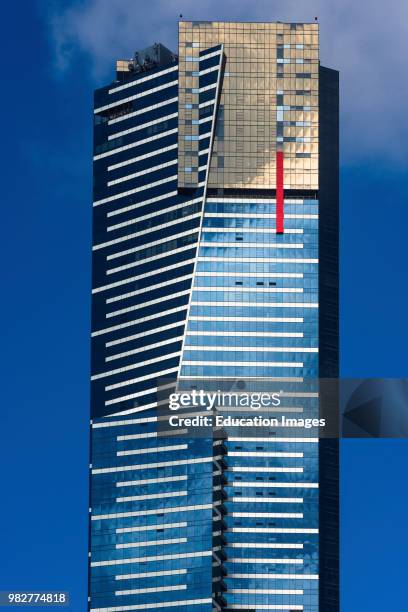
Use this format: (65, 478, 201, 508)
(109, 112, 178, 141)
(116, 537, 187, 550)
(115, 584, 186, 596)
(230, 572, 317, 579)
(106, 387, 172, 408)
(232, 482, 317, 489)
(225, 606, 302, 611)
(199, 82, 217, 93)
(116, 474, 187, 486)
(117, 431, 157, 441)
(231, 496, 303, 503)
(203, 227, 303, 234)
(230, 557, 303, 564)
(106, 225, 198, 260)
(93, 127, 178, 161)
(95, 79, 178, 114)
(116, 522, 187, 534)
(117, 444, 187, 457)
(109, 97, 178, 126)
(92, 416, 157, 429)
(92, 455, 217, 474)
(195, 271, 303, 278)
(200, 241, 304, 249)
(232, 512, 303, 518)
(107, 288, 190, 317)
(198, 256, 318, 264)
(90, 597, 212, 612)
(92, 503, 216, 521)
(92, 352, 180, 381)
(107, 292, 189, 319)
(182, 361, 304, 368)
(106, 274, 193, 304)
(230, 588, 303, 595)
(106, 320, 186, 347)
(227, 542, 303, 549)
(104, 366, 178, 394)
(115, 568, 186, 580)
(116, 491, 187, 503)
(187, 331, 303, 338)
(230, 451, 303, 458)
(205, 197, 305, 204)
(107, 244, 196, 275)
(188, 316, 303, 323)
(107, 189, 178, 216)
(107, 159, 178, 187)
(205, 212, 317, 219)
(108, 145, 178, 174)
(107, 335, 184, 362)
(105, 401, 160, 416)
(199, 49, 222, 61)
(94, 174, 177, 207)
(228, 437, 316, 443)
(231, 527, 318, 534)
(107, 197, 201, 230)
(92, 305, 187, 336)
(230, 466, 303, 473)
(192, 286, 304, 293)
(108, 65, 178, 95)
(91, 550, 212, 566)
(191, 301, 318, 308)
(198, 64, 219, 76)
(185, 345, 317, 353)
(93, 259, 195, 294)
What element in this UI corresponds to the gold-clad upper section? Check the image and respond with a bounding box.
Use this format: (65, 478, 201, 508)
(178, 21, 319, 190)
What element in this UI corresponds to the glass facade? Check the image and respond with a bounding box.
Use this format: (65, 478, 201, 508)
(178, 21, 319, 190)
(90, 20, 339, 612)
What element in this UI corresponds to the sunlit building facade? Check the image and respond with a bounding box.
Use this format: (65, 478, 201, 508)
(89, 21, 339, 612)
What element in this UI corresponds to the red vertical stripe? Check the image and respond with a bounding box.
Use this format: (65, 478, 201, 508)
(276, 151, 284, 234)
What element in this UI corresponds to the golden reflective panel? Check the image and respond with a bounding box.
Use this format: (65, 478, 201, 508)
(178, 21, 319, 189)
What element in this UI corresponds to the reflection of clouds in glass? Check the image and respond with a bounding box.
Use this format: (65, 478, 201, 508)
(46, 0, 408, 163)
(178, 22, 318, 190)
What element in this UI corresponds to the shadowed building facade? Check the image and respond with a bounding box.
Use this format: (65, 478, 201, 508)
(89, 21, 339, 612)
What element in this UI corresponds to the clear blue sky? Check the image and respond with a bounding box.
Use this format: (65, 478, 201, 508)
(1, 1, 408, 610)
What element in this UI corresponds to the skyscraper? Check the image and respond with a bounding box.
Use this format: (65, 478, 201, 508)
(90, 20, 339, 612)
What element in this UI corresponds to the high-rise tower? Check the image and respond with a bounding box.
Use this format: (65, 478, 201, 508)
(89, 21, 339, 612)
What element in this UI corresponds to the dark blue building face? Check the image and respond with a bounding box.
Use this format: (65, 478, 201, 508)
(89, 22, 339, 612)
